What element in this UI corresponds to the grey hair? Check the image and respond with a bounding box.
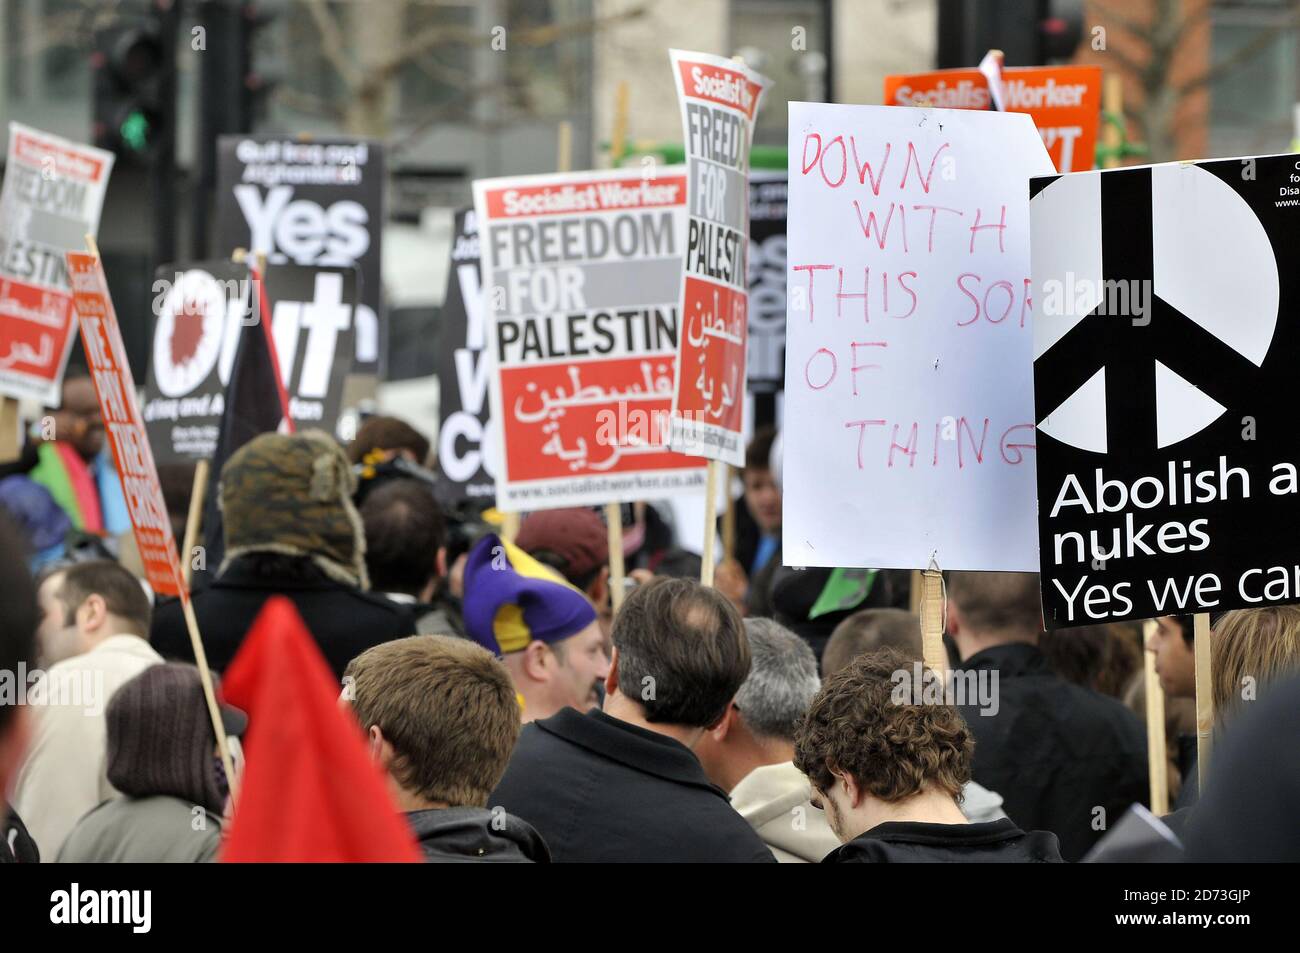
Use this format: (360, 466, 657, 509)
(735, 618, 821, 742)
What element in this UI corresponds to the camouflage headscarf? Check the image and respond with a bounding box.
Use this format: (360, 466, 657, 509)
(219, 430, 369, 588)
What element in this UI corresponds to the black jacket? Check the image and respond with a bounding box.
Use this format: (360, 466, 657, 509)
(824, 818, 1064, 863)
(151, 555, 417, 680)
(406, 807, 550, 863)
(491, 708, 775, 863)
(955, 643, 1148, 862)
(1187, 673, 1300, 862)
(0, 807, 38, 863)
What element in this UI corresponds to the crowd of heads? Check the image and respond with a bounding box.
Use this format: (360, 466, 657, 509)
(1, 408, 1299, 864)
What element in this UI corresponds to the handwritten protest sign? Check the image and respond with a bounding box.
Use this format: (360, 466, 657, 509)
(667, 49, 769, 466)
(884, 66, 1101, 174)
(67, 252, 184, 597)
(783, 103, 1053, 571)
(1033, 154, 1300, 625)
(0, 125, 114, 404)
(473, 167, 707, 511)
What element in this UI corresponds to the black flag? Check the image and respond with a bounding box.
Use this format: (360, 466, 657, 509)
(194, 266, 288, 588)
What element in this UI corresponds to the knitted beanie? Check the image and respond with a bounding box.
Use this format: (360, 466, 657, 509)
(105, 663, 227, 814)
(219, 430, 369, 588)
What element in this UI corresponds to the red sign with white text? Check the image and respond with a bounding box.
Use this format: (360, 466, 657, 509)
(0, 124, 114, 404)
(66, 252, 184, 597)
(668, 49, 769, 467)
(473, 168, 706, 511)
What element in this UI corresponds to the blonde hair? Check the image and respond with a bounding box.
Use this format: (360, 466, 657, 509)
(1211, 607, 1300, 721)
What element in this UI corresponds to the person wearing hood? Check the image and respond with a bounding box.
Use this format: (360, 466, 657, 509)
(795, 647, 1064, 863)
(57, 663, 245, 863)
(151, 431, 416, 680)
(343, 635, 549, 863)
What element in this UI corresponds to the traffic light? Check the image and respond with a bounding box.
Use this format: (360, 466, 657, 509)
(91, 19, 167, 161)
(938, 0, 1085, 69)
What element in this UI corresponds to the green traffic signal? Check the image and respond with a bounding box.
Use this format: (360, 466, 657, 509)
(120, 109, 151, 152)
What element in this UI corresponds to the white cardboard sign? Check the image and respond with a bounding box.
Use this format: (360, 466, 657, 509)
(783, 103, 1054, 571)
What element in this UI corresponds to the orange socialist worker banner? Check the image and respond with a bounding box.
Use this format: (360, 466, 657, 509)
(67, 251, 185, 597)
(883, 65, 1101, 174)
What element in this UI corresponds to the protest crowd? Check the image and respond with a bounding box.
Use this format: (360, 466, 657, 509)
(0, 12, 1298, 880)
(1, 404, 1296, 864)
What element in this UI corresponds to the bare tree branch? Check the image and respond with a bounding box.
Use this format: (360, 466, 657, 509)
(305, 0, 362, 91)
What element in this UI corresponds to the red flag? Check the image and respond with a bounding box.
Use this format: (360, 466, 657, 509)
(219, 597, 422, 862)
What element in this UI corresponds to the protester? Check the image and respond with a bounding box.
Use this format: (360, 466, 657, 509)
(819, 608, 1011, 823)
(1038, 622, 1142, 698)
(462, 534, 609, 722)
(515, 507, 612, 627)
(692, 618, 836, 862)
(0, 515, 41, 863)
(348, 415, 436, 507)
(11, 559, 163, 857)
(1187, 672, 1300, 862)
(0, 459, 71, 571)
(151, 431, 416, 680)
(29, 374, 130, 537)
(795, 647, 1064, 863)
(945, 571, 1147, 861)
(769, 565, 910, 662)
(1211, 606, 1300, 723)
(491, 577, 774, 862)
(57, 664, 244, 863)
(1145, 615, 1199, 807)
(716, 427, 782, 615)
(821, 607, 924, 678)
(344, 636, 549, 862)
(33, 565, 82, 668)
(360, 480, 462, 636)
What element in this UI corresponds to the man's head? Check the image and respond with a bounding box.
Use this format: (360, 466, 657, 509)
(348, 415, 431, 467)
(1211, 607, 1300, 723)
(1150, 615, 1195, 698)
(462, 534, 609, 721)
(360, 480, 447, 601)
(344, 636, 521, 810)
(795, 647, 974, 843)
(220, 430, 368, 588)
(694, 618, 821, 791)
(35, 565, 80, 666)
(743, 427, 781, 535)
(0, 514, 39, 796)
(515, 508, 611, 613)
(42, 559, 151, 656)
(822, 608, 922, 678)
(53, 375, 105, 461)
(607, 577, 750, 729)
(945, 571, 1041, 660)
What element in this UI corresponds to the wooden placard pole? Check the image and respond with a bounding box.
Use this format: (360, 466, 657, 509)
(909, 569, 923, 614)
(0, 397, 20, 465)
(1193, 612, 1214, 789)
(606, 502, 626, 614)
(1102, 72, 1124, 170)
(181, 459, 211, 590)
(700, 459, 720, 586)
(918, 566, 947, 676)
(85, 233, 237, 805)
(1141, 619, 1170, 815)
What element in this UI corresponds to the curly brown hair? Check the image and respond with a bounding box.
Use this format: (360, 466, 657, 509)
(794, 647, 974, 803)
